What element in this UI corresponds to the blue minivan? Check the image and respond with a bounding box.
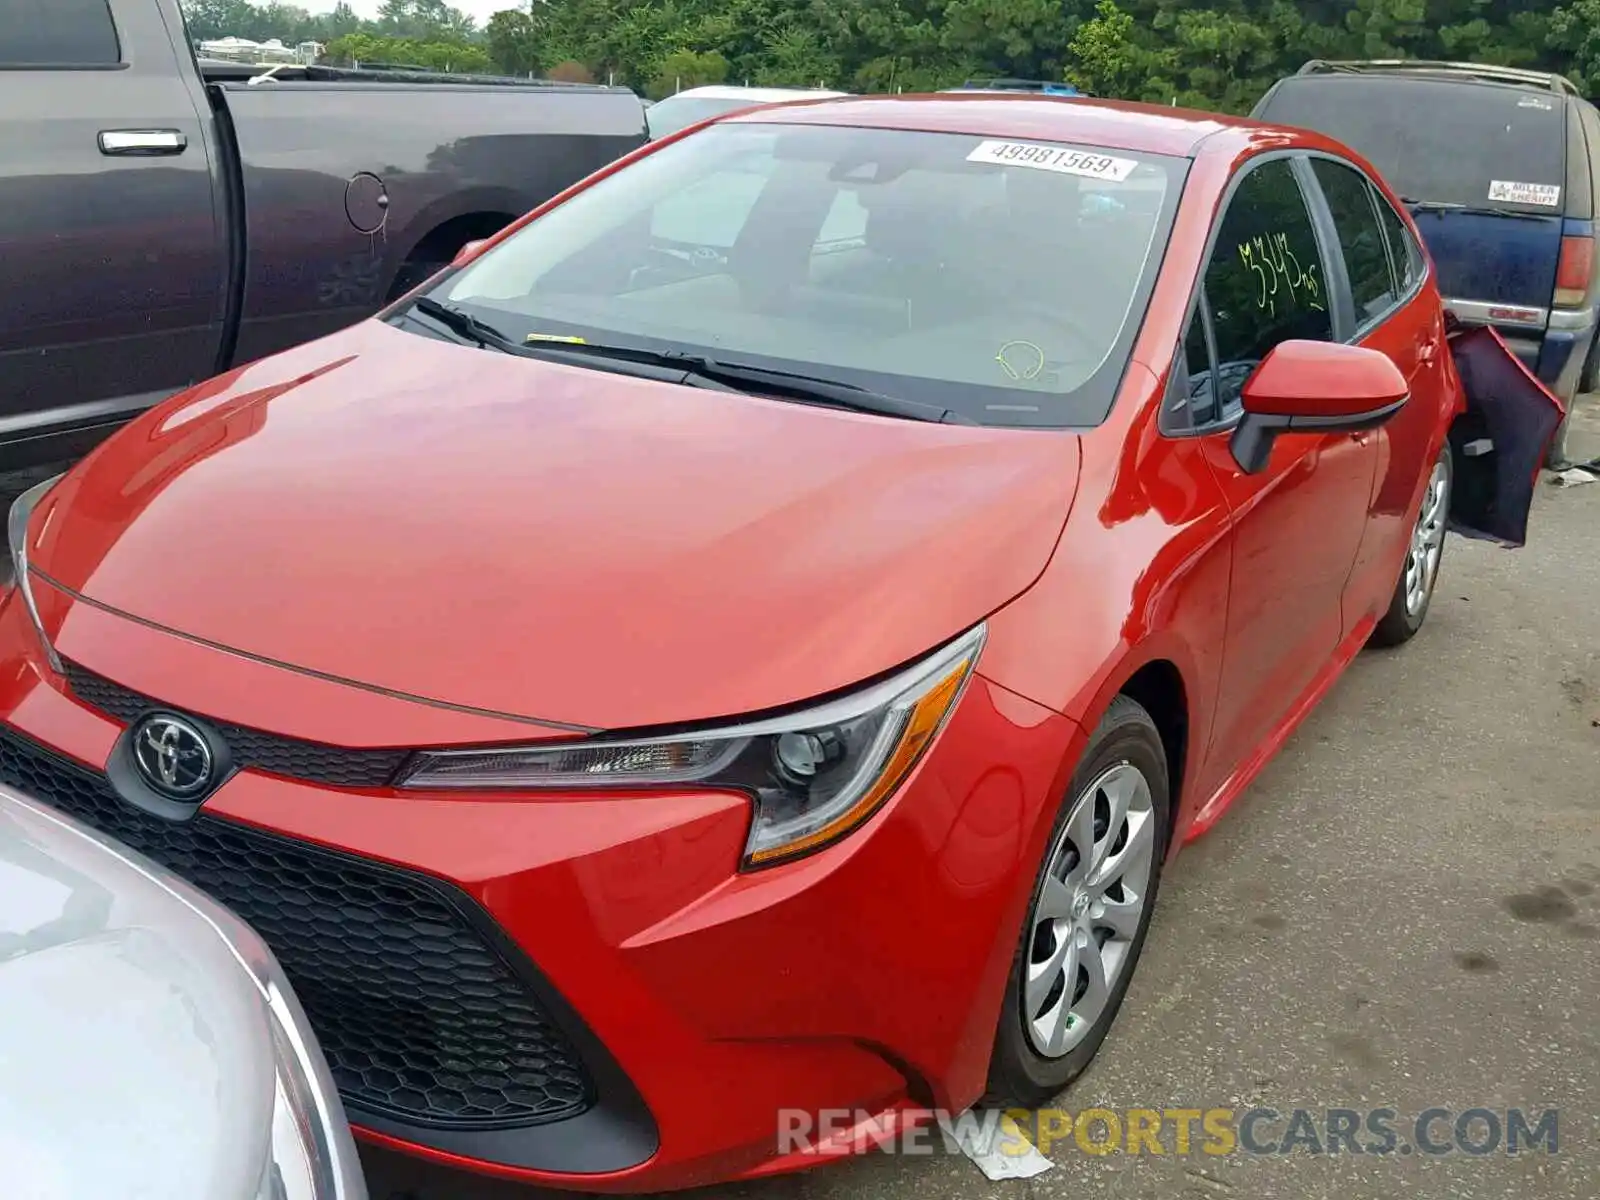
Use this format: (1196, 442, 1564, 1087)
(1254, 60, 1600, 463)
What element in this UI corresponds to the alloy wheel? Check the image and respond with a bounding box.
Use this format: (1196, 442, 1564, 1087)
(1024, 761, 1156, 1058)
(1403, 455, 1450, 617)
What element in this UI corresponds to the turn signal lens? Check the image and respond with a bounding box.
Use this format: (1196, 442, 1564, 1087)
(1555, 234, 1593, 308)
(400, 625, 987, 869)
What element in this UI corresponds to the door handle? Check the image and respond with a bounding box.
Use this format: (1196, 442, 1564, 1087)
(98, 129, 188, 156)
(1417, 337, 1440, 364)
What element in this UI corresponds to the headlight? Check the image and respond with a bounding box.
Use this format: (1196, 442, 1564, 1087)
(256, 979, 367, 1200)
(400, 624, 986, 868)
(6, 474, 65, 674)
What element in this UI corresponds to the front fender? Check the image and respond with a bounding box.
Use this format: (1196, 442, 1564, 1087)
(978, 372, 1235, 843)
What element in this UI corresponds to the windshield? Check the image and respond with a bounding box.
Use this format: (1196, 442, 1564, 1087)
(646, 96, 778, 139)
(1259, 77, 1567, 212)
(431, 121, 1185, 428)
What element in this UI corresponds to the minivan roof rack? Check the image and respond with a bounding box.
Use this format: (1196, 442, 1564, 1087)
(1295, 59, 1581, 96)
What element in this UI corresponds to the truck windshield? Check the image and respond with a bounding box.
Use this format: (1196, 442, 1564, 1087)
(1258, 76, 1567, 212)
(433, 121, 1185, 428)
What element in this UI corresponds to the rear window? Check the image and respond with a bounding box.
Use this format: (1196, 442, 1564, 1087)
(437, 121, 1186, 428)
(0, 0, 119, 64)
(1258, 77, 1567, 213)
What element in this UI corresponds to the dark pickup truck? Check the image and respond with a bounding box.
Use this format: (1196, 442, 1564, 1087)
(0, 0, 646, 467)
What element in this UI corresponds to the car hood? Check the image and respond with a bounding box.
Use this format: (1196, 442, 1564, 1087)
(31, 321, 1080, 733)
(0, 790, 274, 1200)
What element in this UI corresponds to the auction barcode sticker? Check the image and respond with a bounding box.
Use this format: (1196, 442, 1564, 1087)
(1488, 179, 1562, 207)
(967, 140, 1138, 182)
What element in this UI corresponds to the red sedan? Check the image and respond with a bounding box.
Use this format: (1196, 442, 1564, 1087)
(0, 96, 1550, 1192)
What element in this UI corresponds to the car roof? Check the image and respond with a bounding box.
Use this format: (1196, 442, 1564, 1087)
(734, 93, 1286, 159)
(665, 85, 850, 102)
(1291, 59, 1581, 96)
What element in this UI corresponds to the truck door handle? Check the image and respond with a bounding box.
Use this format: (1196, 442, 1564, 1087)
(98, 129, 188, 156)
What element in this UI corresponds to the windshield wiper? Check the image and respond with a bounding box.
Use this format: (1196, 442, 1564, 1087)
(410, 297, 532, 354)
(407, 302, 975, 424)
(1401, 199, 1536, 220)
(524, 338, 976, 424)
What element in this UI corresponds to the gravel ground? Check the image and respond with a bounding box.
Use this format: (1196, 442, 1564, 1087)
(6, 400, 1596, 1200)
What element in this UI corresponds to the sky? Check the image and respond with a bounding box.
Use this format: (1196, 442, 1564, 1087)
(333, 1, 514, 20)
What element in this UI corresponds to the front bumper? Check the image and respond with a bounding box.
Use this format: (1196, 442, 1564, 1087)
(0, 588, 1081, 1192)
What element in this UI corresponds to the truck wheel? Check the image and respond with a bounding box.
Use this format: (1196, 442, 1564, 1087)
(1580, 329, 1600, 395)
(1547, 332, 1600, 469)
(1547, 415, 1572, 470)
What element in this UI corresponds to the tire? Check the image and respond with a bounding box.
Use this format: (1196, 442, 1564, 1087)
(983, 695, 1171, 1108)
(1547, 415, 1572, 470)
(1579, 329, 1600, 396)
(1370, 442, 1453, 648)
(1546, 334, 1595, 469)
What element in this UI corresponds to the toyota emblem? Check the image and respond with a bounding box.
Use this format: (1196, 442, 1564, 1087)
(131, 714, 215, 800)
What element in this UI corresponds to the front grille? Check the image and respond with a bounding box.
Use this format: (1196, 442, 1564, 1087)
(63, 661, 409, 789)
(0, 726, 595, 1129)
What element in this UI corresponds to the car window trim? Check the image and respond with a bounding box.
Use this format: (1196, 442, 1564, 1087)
(1301, 149, 1430, 343)
(1161, 149, 1336, 439)
(1161, 285, 1221, 435)
(1294, 155, 1358, 342)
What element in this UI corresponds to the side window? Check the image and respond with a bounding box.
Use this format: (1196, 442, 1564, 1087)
(1204, 158, 1333, 417)
(0, 0, 120, 65)
(1310, 158, 1398, 326)
(1374, 191, 1423, 296)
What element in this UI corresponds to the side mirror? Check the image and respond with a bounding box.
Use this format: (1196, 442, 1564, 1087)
(452, 239, 488, 267)
(1231, 340, 1408, 474)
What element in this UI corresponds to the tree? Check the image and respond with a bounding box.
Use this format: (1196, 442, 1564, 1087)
(318, 3, 364, 40)
(754, 26, 840, 86)
(325, 31, 492, 71)
(547, 59, 596, 82)
(650, 49, 730, 96)
(488, 7, 543, 75)
(376, 0, 477, 42)
(180, 0, 262, 40)
(179, 0, 1600, 111)
(1067, 0, 1175, 101)
(1549, 0, 1600, 91)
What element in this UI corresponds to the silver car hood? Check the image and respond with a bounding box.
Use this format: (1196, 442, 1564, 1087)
(0, 791, 276, 1200)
